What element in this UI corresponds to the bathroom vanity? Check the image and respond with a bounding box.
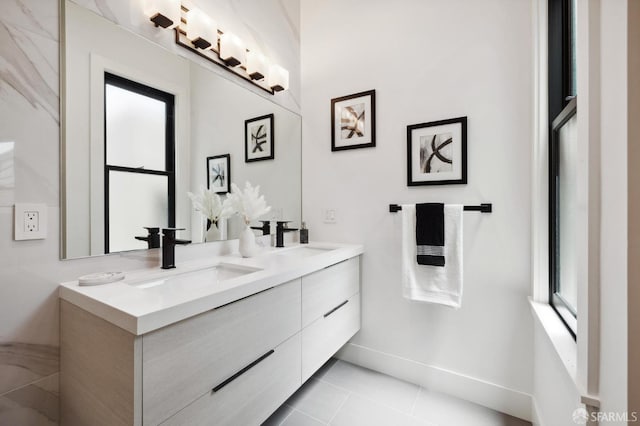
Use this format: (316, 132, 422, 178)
(58, 243, 363, 426)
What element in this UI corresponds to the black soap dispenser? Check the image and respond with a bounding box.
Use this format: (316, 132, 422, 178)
(300, 222, 309, 244)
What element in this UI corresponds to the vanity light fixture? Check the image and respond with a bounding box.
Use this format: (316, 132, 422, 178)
(268, 64, 289, 92)
(185, 8, 217, 50)
(246, 51, 268, 80)
(219, 32, 245, 67)
(148, 0, 180, 29)
(150, 2, 289, 94)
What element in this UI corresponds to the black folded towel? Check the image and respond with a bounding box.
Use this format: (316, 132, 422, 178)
(416, 203, 445, 267)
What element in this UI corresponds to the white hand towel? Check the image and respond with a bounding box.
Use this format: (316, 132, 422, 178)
(401, 204, 464, 308)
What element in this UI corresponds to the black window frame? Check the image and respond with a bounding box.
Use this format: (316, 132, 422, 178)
(548, 0, 578, 338)
(103, 72, 176, 254)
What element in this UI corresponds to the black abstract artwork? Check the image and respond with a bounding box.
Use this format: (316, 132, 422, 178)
(251, 124, 268, 153)
(340, 104, 365, 139)
(206, 154, 230, 193)
(407, 117, 467, 186)
(331, 90, 376, 151)
(245, 114, 274, 162)
(419, 133, 453, 174)
(210, 163, 225, 186)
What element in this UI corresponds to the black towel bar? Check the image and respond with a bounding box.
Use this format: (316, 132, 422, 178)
(389, 203, 492, 213)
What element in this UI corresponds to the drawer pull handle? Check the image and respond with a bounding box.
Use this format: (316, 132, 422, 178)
(212, 349, 275, 393)
(324, 300, 349, 318)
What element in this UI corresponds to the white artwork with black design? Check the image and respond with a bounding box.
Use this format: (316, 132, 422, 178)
(331, 90, 376, 151)
(207, 154, 230, 193)
(419, 132, 454, 174)
(407, 117, 467, 186)
(245, 114, 274, 162)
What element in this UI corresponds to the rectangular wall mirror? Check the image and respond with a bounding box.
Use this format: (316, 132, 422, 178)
(61, 1, 302, 259)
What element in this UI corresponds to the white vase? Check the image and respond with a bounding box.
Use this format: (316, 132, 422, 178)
(238, 225, 259, 257)
(205, 221, 221, 242)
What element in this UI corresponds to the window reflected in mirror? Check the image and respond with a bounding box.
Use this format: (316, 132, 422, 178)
(104, 73, 175, 253)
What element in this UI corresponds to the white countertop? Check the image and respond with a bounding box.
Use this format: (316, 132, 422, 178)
(59, 242, 364, 335)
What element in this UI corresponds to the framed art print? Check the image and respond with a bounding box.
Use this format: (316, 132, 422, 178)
(331, 89, 376, 151)
(407, 117, 467, 186)
(207, 154, 230, 193)
(245, 114, 274, 162)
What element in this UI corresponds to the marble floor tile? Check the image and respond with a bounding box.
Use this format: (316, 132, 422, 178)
(285, 378, 349, 423)
(32, 373, 59, 397)
(268, 359, 531, 426)
(0, 365, 42, 396)
(411, 388, 529, 426)
(311, 358, 338, 381)
(0, 374, 58, 426)
(318, 360, 420, 413)
(281, 410, 326, 426)
(262, 404, 294, 426)
(330, 394, 432, 426)
(0, 397, 56, 426)
(0, 343, 59, 395)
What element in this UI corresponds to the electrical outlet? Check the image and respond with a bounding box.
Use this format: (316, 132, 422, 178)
(323, 208, 337, 224)
(14, 203, 47, 240)
(24, 211, 39, 233)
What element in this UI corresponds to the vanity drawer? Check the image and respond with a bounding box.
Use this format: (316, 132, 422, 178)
(301, 256, 359, 327)
(301, 293, 360, 382)
(160, 333, 301, 426)
(142, 279, 301, 425)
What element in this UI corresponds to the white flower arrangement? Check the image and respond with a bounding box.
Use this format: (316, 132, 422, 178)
(226, 181, 271, 225)
(187, 186, 234, 224)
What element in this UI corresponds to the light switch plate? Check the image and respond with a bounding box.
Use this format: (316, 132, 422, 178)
(14, 203, 47, 240)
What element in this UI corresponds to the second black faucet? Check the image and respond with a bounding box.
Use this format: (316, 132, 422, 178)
(161, 228, 191, 269)
(275, 221, 298, 248)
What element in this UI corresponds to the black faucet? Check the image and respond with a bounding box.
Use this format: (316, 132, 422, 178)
(161, 228, 191, 269)
(135, 227, 161, 249)
(276, 221, 298, 248)
(251, 220, 271, 235)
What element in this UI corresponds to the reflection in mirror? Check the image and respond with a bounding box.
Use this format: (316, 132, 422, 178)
(104, 73, 176, 253)
(61, 1, 301, 259)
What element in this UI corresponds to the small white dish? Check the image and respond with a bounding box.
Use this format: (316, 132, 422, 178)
(78, 271, 125, 286)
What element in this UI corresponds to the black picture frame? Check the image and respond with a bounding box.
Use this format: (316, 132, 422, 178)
(331, 89, 376, 151)
(206, 154, 230, 194)
(407, 117, 467, 186)
(245, 114, 274, 162)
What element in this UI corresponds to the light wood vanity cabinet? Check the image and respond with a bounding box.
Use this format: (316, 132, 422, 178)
(300, 257, 361, 382)
(143, 280, 301, 425)
(301, 257, 360, 328)
(160, 333, 301, 426)
(60, 255, 361, 426)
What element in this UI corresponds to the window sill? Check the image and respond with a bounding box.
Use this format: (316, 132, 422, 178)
(529, 297, 578, 387)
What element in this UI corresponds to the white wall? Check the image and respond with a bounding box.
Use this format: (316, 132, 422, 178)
(301, 0, 534, 420)
(598, 0, 628, 420)
(0, 0, 300, 422)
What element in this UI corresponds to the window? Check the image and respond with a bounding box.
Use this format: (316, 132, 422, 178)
(548, 0, 577, 337)
(104, 73, 175, 253)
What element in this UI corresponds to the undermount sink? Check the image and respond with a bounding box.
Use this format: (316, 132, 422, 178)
(274, 246, 334, 259)
(129, 263, 262, 290)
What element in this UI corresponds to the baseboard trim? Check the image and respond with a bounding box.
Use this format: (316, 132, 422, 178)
(532, 397, 543, 425)
(336, 342, 532, 422)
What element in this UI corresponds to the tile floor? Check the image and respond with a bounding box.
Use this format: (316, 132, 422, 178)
(263, 359, 531, 426)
